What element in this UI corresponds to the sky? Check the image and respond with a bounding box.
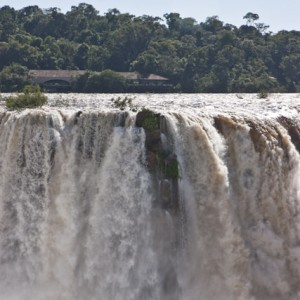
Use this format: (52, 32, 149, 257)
(2, 0, 300, 33)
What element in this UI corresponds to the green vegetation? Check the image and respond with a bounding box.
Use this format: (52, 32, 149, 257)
(0, 4, 299, 92)
(157, 152, 179, 179)
(0, 64, 30, 92)
(111, 95, 136, 111)
(140, 109, 160, 131)
(136, 108, 160, 130)
(73, 70, 126, 92)
(6, 85, 47, 109)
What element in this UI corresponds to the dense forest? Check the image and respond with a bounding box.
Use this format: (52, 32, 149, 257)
(0, 4, 299, 93)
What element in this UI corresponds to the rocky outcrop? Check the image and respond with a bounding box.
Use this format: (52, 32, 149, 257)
(136, 109, 180, 212)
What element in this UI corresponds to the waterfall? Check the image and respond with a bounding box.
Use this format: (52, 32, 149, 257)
(1, 94, 300, 300)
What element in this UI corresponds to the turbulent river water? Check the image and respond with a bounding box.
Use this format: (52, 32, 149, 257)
(1, 93, 300, 300)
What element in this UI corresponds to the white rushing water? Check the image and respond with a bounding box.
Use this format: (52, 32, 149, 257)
(1, 93, 300, 299)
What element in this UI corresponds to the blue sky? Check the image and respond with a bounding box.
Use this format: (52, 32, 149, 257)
(3, 0, 300, 33)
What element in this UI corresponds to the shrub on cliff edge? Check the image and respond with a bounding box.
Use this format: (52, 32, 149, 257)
(6, 85, 47, 109)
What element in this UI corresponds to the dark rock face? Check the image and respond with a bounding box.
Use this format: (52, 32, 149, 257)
(136, 109, 180, 211)
(136, 110, 182, 299)
(278, 116, 300, 153)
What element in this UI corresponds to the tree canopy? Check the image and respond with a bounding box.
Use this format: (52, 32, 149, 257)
(0, 5, 299, 93)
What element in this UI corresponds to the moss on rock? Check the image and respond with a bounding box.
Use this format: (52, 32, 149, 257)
(136, 109, 160, 131)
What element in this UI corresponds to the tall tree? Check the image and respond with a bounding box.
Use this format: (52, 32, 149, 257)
(243, 12, 259, 26)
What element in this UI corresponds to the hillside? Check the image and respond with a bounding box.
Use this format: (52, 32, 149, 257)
(0, 4, 299, 92)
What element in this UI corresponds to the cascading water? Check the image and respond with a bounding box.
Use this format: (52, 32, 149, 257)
(1, 93, 300, 300)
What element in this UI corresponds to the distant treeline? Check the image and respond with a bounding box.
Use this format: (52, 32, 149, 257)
(0, 4, 299, 92)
